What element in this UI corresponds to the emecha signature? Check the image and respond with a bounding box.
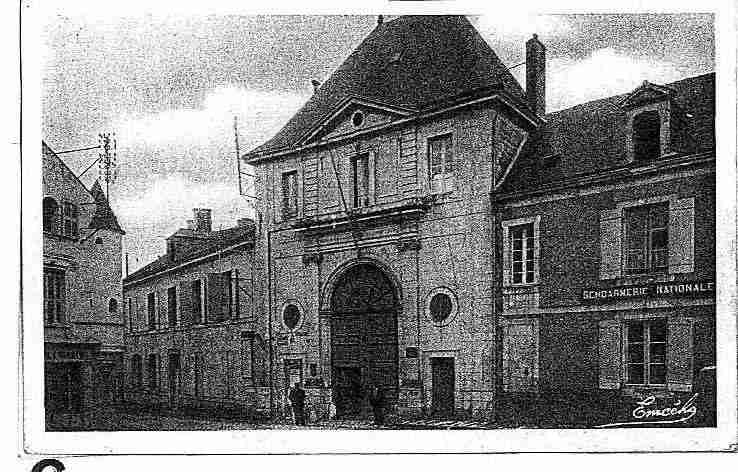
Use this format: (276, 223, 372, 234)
(596, 393, 699, 428)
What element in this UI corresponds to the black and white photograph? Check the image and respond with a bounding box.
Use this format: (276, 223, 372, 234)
(13, 0, 738, 462)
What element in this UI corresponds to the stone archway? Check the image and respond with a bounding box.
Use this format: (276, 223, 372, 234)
(329, 263, 399, 417)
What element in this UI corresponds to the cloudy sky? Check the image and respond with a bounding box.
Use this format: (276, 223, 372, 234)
(41, 13, 714, 273)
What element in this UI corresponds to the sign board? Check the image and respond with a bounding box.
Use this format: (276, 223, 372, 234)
(582, 281, 715, 303)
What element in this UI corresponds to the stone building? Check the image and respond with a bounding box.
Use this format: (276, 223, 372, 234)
(243, 15, 546, 419)
(43, 142, 126, 416)
(122, 210, 269, 415)
(493, 73, 716, 426)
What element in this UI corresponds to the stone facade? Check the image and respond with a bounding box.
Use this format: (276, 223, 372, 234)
(43, 142, 125, 416)
(122, 216, 269, 416)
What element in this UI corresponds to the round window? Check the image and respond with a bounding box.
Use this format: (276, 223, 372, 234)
(283, 304, 301, 330)
(426, 288, 458, 325)
(352, 111, 364, 127)
(109, 298, 118, 313)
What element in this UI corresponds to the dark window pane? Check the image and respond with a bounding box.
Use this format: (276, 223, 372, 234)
(283, 304, 301, 330)
(633, 110, 661, 161)
(627, 322, 644, 342)
(649, 364, 666, 384)
(627, 343, 644, 363)
(429, 293, 453, 323)
(627, 364, 644, 384)
(512, 273, 522, 284)
(649, 320, 667, 342)
(649, 343, 666, 364)
(651, 229, 668, 249)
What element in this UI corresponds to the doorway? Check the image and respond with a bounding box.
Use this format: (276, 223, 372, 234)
(431, 357, 455, 417)
(330, 263, 399, 417)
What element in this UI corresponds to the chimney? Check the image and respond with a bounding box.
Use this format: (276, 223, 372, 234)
(193, 208, 212, 233)
(377, 15, 384, 26)
(525, 34, 546, 116)
(186, 219, 195, 230)
(311, 79, 321, 93)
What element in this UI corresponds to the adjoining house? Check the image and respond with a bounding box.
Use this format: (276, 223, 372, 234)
(122, 210, 269, 416)
(493, 73, 715, 426)
(43, 142, 126, 417)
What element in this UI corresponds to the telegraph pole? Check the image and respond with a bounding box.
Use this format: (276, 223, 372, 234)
(98, 133, 117, 198)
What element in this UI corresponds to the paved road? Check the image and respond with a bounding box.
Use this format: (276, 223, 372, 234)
(46, 408, 496, 431)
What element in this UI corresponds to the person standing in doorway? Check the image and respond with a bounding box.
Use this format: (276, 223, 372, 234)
(288, 382, 306, 426)
(369, 385, 385, 426)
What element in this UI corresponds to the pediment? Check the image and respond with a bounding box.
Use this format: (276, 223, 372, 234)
(619, 81, 676, 109)
(298, 96, 415, 145)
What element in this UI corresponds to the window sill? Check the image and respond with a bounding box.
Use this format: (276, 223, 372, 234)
(622, 385, 672, 398)
(616, 273, 673, 284)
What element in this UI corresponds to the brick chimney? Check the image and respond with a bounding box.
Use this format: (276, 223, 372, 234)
(311, 79, 321, 93)
(526, 34, 546, 117)
(193, 208, 212, 233)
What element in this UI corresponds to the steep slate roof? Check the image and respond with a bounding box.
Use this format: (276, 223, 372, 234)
(248, 15, 526, 157)
(499, 72, 715, 193)
(89, 180, 125, 234)
(123, 223, 255, 285)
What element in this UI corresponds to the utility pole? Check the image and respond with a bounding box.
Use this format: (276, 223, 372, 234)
(98, 133, 117, 199)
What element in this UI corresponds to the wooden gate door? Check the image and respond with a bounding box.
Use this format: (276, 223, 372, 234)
(431, 357, 455, 417)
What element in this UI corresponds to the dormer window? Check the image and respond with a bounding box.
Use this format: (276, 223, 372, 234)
(632, 110, 661, 161)
(621, 81, 676, 164)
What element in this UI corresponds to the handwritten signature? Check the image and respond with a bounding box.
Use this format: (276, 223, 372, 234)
(596, 393, 699, 428)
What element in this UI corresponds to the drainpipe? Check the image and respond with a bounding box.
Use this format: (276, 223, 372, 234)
(266, 226, 275, 417)
(491, 194, 504, 423)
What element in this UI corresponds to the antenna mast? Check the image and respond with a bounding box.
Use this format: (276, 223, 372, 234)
(234, 115, 258, 209)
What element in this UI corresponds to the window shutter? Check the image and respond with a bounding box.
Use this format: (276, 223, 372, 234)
(502, 227, 512, 286)
(502, 320, 539, 392)
(600, 209, 622, 279)
(207, 273, 227, 322)
(667, 317, 694, 392)
(179, 281, 193, 326)
(598, 319, 622, 389)
(669, 197, 695, 274)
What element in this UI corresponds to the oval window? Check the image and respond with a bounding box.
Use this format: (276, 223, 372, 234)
(283, 304, 301, 330)
(429, 293, 453, 323)
(352, 111, 364, 127)
(109, 298, 118, 313)
(426, 287, 458, 325)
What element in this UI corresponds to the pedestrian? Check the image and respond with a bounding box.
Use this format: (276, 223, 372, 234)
(288, 382, 306, 426)
(369, 385, 385, 426)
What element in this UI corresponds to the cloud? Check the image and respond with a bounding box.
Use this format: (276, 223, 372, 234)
(547, 48, 687, 111)
(475, 13, 573, 43)
(113, 86, 308, 150)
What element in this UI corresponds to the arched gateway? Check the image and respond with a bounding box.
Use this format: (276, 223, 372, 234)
(329, 263, 399, 417)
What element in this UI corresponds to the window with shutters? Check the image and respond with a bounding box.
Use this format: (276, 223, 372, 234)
(624, 202, 669, 275)
(428, 134, 454, 194)
(147, 292, 156, 331)
(598, 317, 694, 392)
(62, 202, 79, 238)
(167, 286, 177, 328)
(281, 170, 298, 219)
(191, 280, 203, 324)
(352, 153, 370, 208)
(43, 268, 66, 324)
(625, 319, 667, 386)
(600, 196, 694, 280)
